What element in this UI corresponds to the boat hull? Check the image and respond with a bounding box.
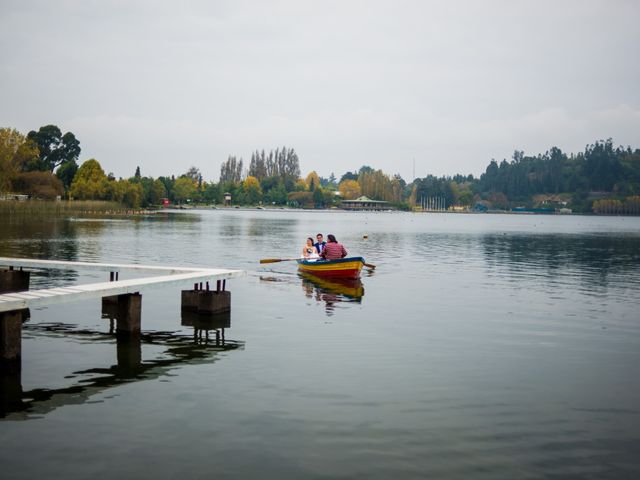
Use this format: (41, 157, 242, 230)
(297, 256, 364, 279)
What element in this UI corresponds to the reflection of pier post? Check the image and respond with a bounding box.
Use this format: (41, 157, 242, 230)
(116, 335, 142, 373)
(181, 310, 231, 345)
(181, 280, 231, 345)
(0, 369, 22, 417)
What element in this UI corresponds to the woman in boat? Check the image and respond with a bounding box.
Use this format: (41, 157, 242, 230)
(320, 234, 348, 260)
(302, 237, 320, 261)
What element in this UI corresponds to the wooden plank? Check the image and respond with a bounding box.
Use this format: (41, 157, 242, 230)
(0, 257, 227, 274)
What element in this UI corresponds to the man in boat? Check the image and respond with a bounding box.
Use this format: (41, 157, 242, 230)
(314, 233, 327, 255)
(320, 234, 348, 260)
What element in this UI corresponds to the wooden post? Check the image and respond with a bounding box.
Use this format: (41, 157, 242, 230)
(0, 310, 22, 373)
(0, 268, 30, 374)
(116, 293, 141, 336)
(0, 268, 30, 294)
(102, 271, 119, 307)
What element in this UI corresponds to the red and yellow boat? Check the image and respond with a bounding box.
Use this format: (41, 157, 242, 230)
(296, 256, 365, 279)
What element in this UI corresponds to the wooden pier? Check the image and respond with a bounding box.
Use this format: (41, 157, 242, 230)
(0, 257, 245, 373)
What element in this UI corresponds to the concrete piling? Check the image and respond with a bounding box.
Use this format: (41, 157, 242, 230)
(181, 290, 231, 314)
(0, 257, 243, 379)
(0, 267, 30, 372)
(181, 280, 231, 315)
(115, 293, 141, 336)
(197, 291, 231, 314)
(0, 268, 30, 294)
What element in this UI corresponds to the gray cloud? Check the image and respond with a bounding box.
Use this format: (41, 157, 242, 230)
(1, 0, 639, 181)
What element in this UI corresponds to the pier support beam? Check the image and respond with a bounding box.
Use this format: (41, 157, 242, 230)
(181, 281, 231, 315)
(0, 268, 30, 294)
(115, 293, 141, 336)
(197, 291, 231, 314)
(0, 311, 22, 373)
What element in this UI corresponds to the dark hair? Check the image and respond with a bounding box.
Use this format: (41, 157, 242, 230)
(307, 237, 314, 244)
(327, 234, 337, 243)
(316, 233, 323, 238)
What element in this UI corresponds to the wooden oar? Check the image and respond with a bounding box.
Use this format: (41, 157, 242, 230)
(259, 258, 299, 264)
(363, 262, 376, 270)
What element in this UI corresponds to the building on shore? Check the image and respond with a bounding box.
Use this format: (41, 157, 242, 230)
(340, 196, 390, 211)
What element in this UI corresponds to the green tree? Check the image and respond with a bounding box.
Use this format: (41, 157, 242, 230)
(313, 185, 325, 207)
(55, 159, 78, 192)
(220, 156, 243, 184)
(340, 171, 359, 183)
(264, 183, 287, 205)
(139, 177, 166, 206)
(110, 179, 143, 208)
(158, 176, 175, 202)
(582, 139, 623, 191)
(69, 159, 109, 200)
(173, 177, 197, 203)
(25, 125, 81, 172)
(203, 182, 221, 204)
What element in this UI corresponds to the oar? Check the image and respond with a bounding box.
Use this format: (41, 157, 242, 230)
(259, 258, 300, 264)
(363, 262, 376, 270)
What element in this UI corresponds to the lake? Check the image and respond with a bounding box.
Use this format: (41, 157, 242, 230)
(1, 210, 640, 479)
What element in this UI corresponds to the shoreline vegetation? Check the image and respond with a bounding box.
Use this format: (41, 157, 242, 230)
(0, 199, 156, 219)
(2, 125, 640, 215)
(1, 198, 638, 220)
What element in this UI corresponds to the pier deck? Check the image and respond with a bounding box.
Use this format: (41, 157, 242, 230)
(0, 257, 245, 313)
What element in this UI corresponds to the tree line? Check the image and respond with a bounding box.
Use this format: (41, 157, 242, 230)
(2, 124, 639, 214)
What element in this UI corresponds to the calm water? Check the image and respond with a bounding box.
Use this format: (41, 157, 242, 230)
(1, 210, 640, 479)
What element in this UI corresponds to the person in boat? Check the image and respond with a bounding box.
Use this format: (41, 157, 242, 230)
(314, 233, 326, 255)
(320, 234, 348, 260)
(302, 237, 320, 261)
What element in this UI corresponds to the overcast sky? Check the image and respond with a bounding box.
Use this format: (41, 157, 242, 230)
(1, 0, 639, 182)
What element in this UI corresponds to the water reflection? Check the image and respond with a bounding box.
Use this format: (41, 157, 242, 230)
(0, 319, 242, 420)
(300, 273, 364, 316)
(246, 216, 299, 238)
(481, 233, 640, 290)
(181, 310, 231, 345)
(0, 219, 88, 286)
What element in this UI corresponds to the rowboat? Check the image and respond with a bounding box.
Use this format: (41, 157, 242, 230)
(296, 256, 365, 279)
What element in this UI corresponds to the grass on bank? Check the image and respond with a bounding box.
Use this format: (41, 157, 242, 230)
(0, 199, 154, 219)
